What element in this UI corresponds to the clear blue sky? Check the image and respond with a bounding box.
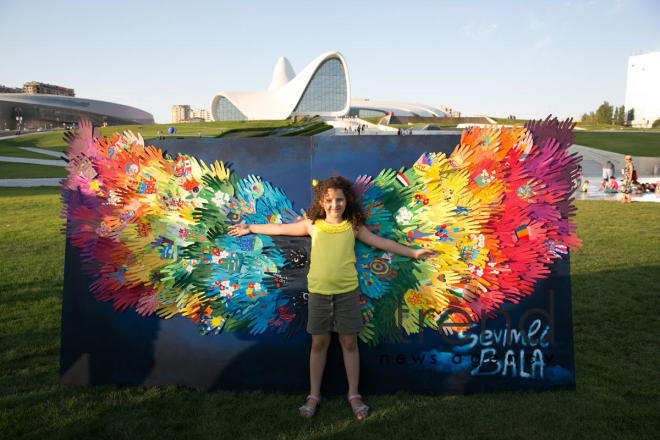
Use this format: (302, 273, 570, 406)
(1, 0, 658, 123)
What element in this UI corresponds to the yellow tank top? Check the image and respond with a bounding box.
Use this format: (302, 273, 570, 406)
(307, 219, 358, 295)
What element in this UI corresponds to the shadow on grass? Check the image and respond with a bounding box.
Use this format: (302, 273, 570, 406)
(0, 281, 63, 306)
(8, 384, 644, 439)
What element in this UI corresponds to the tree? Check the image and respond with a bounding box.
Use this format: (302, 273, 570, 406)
(595, 101, 614, 125)
(616, 105, 625, 125)
(613, 107, 620, 126)
(626, 108, 635, 125)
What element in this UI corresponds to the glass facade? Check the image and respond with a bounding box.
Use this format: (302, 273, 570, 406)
(292, 58, 347, 115)
(358, 109, 386, 118)
(214, 97, 247, 121)
(0, 100, 148, 131)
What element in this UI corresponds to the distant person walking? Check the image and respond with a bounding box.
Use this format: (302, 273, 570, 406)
(576, 165, 584, 189)
(620, 155, 634, 204)
(603, 161, 614, 179)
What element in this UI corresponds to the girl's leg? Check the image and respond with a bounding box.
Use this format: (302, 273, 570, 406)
(339, 332, 367, 418)
(338, 333, 360, 395)
(309, 333, 331, 400)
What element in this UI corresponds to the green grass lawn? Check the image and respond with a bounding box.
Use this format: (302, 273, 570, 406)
(387, 122, 461, 130)
(491, 117, 660, 132)
(575, 123, 660, 131)
(491, 117, 531, 125)
(360, 115, 461, 129)
(574, 131, 660, 157)
(0, 162, 67, 179)
(360, 116, 384, 124)
(0, 131, 68, 160)
(0, 131, 69, 151)
(96, 120, 295, 140)
(0, 187, 658, 439)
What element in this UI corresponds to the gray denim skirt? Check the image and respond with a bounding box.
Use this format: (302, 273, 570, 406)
(306, 288, 364, 335)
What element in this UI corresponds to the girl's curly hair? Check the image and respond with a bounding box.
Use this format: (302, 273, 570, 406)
(307, 176, 365, 230)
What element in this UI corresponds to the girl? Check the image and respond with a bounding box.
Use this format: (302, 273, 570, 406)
(600, 178, 608, 192)
(228, 176, 434, 420)
(606, 176, 619, 193)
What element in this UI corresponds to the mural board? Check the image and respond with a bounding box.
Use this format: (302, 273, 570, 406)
(60, 134, 576, 394)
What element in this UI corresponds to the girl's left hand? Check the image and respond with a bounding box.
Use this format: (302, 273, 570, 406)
(413, 248, 436, 260)
(228, 223, 250, 237)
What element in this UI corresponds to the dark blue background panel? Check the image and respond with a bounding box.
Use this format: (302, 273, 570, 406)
(60, 135, 575, 394)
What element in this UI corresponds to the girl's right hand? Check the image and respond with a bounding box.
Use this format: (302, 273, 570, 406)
(228, 223, 250, 237)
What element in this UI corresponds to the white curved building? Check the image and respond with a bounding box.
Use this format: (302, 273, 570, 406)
(349, 98, 449, 118)
(210, 51, 351, 121)
(209, 51, 452, 121)
(0, 93, 154, 130)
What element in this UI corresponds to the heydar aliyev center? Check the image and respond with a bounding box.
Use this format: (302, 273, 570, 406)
(210, 51, 449, 121)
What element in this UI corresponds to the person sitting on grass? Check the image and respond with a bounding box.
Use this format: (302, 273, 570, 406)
(604, 177, 619, 193)
(600, 178, 608, 191)
(580, 180, 589, 192)
(632, 181, 644, 195)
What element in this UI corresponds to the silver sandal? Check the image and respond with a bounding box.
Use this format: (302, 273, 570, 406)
(299, 394, 321, 418)
(348, 394, 369, 420)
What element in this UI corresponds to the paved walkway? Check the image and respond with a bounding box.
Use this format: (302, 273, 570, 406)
(0, 155, 66, 166)
(323, 117, 398, 135)
(575, 176, 660, 203)
(569, 143, 660, 177)
(0, 178, 62, 187)
(19, 147, 66, 158)
(0, 129, 64, 139)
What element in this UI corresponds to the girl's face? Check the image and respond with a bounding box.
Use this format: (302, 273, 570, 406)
(321, 187, 346, 220)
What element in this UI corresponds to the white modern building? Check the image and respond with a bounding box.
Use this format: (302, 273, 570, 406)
(349, 98, 449, 118)
(0, 93, 154, 130)
(210, 51, 351, 121)
(624, 51, 660, 128)
(209, 51, 451, 121)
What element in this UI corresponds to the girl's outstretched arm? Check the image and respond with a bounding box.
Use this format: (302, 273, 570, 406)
(356, 226, 435, 259)
(228, 219, 312, 237)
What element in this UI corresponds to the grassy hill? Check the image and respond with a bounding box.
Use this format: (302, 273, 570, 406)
(573, 131, 660, 156)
